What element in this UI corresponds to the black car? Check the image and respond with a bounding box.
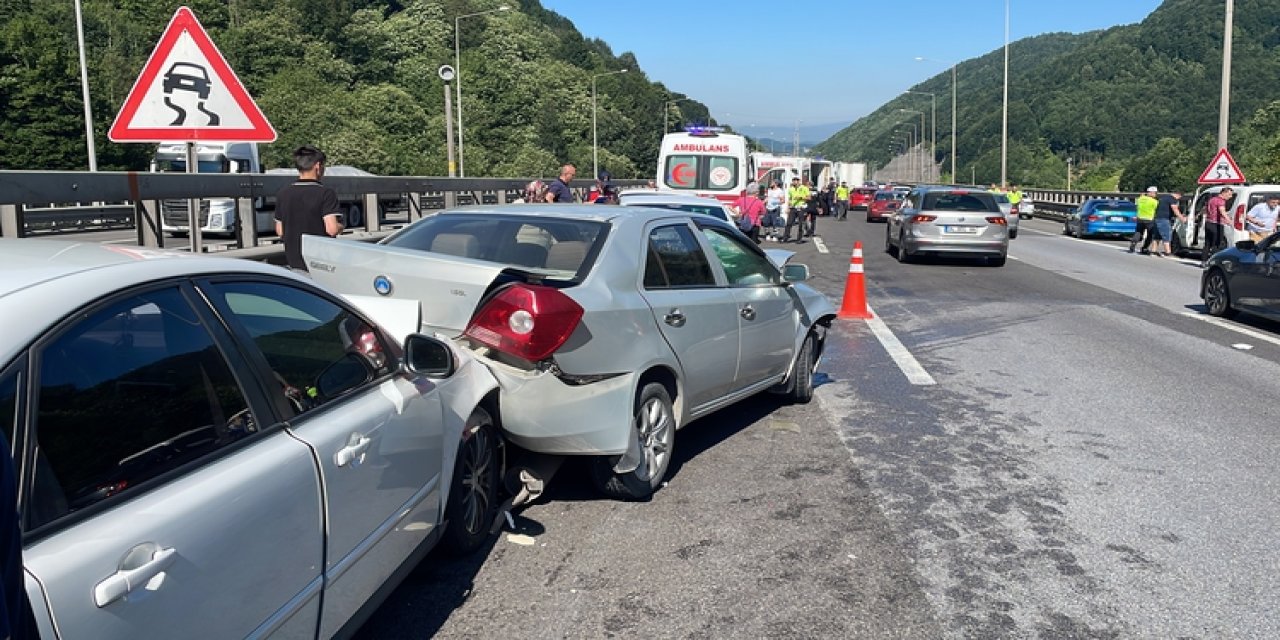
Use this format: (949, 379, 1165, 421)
(1201, 232, 1280, 321)
(162, 62, 212, 100)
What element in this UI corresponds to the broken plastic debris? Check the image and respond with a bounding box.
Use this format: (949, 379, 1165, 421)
(1231, 343, 1254, 350)
(506, 533, 536, 546)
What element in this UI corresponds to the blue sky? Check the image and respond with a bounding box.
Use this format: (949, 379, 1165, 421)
(541, 0, 1164, 136)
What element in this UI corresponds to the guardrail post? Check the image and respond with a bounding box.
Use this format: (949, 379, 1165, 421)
(236, 197, 258, 249)
(408, 192, 422, 222)
(363, 193, 379, 233)
(498, 189, 509, 204)
(444, 191, 457, 209)
(0, 205, 21, 238)
(136, 200, 163, 248)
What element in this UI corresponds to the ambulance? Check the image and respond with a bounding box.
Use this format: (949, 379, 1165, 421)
(750, 152, 834, 189)
(656, 128, 754, 203)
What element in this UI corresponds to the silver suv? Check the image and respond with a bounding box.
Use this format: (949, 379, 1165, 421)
(885, 186, 1009, 266)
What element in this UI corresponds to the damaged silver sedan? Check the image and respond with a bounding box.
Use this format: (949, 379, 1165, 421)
(304, 204, 835, 500)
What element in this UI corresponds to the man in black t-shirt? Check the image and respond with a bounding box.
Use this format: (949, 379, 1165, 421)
(274, 145, 344, 271)
(544, 164, 577, 203)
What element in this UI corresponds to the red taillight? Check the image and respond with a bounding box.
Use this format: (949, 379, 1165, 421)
(1086, 215, 1101, 222)
(1234, 204, 1246, 230)
(464, 284, 584, 361)
(911, 215, 937, 223)
(985, 216, 1007, 225)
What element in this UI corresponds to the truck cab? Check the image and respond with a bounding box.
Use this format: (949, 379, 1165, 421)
(153, 142, 274, 237)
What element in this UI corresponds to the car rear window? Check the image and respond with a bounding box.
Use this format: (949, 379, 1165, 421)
(1097, 202, 1136, 211)
(874, 192, 903, 201)
(384, 213, 607, 276)
(922, 192, 999, 212)
(630, 202, 729, 221)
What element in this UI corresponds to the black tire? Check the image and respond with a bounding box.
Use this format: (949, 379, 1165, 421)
(1203, 269, 1238, 318)
(788, 334, 816, 404)
(987, 255, 1007, 267)
(885, 227, 898, 257)
(1010, 229, 1019, 239)
(1170, 232, 1184, 257)
(896, 232, 913, 263)
(592, 383, 675, 500)
(345, 203, 363, 228)
(440, 407, 501, 555)
(1061, 223, 1070, 235)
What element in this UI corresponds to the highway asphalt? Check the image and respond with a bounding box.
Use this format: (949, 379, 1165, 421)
(358, 213, 1280, 638)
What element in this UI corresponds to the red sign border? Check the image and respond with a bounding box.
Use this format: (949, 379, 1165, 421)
(108, 6, 276, 143)
(1197, 148, 1246, 185)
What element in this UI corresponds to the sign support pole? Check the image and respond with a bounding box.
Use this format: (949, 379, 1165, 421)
(186, 142, 203, 253)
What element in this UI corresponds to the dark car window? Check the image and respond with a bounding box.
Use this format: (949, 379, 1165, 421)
(210, 282, 390, 417)
(922, 192, 999, 212)
(700, 227, 782, 286)
(1095, 201, 1136, 212)
(645, 224, 716, 288)
(637, 202, 729, 221)
(0, 365, 16, 455)
(32, 287, 256, 527)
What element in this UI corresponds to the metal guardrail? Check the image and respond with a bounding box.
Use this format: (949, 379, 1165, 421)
(0, 171, 644, 258)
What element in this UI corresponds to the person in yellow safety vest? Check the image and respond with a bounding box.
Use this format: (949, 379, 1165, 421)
(1129, 186, 1160, 254)
(782, 177, 811, 243)
(835, 182, 850, 220)
(1007, 185, 1025, 218)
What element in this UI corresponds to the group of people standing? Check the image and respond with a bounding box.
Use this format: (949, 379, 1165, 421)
(1129, 186, 1184, 257)
(733, 176, 853, 244)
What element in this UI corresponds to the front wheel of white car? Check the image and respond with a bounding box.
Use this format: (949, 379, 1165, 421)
(788, 334, 816, 404)
(440, 408, 500, 554)
(593, 383, 675, 501)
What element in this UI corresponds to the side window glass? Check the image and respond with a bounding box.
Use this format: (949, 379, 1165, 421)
(645, 225, 716, 289)
(211, 282, 390, 416)
(0, 365, 16, 455)
(33, 288, 255, 527)
(700, 227, 781, 286)
(663, 155, 700, 190)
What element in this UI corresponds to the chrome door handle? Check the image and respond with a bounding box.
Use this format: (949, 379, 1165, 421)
(335, 434, 372, 467)
(664, 309, 686, 327)
(94, 546, 177, 607)
(740, 305, 756, 321)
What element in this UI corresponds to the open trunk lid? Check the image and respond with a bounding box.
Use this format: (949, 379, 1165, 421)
(303, 236, 506, 336)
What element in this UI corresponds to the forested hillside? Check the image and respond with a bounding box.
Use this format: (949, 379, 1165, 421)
(0, 0, 714, 178)
(814, 0, 1280, 191)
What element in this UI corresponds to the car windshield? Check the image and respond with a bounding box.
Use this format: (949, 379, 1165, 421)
(637, 202, 728, 221)
(383, 213, 608, 276)
(922, 192, 999, 212)
(874, 192, 903, 201)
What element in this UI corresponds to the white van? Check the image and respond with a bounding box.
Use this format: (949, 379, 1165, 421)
(1173, 184, 1280, 257)
(153, 142, 275, 237)
(657, 128, 754, 204)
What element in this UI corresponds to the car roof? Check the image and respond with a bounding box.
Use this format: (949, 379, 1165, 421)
(619, 191, 728, 205)
(0, 239, 296, 365)
(434, 202, 723, 223)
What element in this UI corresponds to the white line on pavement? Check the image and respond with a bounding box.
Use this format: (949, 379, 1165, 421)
(814, 237, 829, 253)
(1180, 311, 1280, 348)
(864, 304, 937, 386)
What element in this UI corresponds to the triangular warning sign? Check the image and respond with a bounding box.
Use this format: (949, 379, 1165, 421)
(1198, 148, 1246, 185)
(108, 6, 275, 143)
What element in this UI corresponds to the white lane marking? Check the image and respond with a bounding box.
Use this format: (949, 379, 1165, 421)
(1181, 311, 1280, 348)
(1007, 254, 1022, 261)
(864, 304, 937, 386)
(1233, 343, 1254, 351)
(814, 237, 829, 253)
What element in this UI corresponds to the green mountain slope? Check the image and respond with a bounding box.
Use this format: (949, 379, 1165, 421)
(814, 0, 1280, 190)
(0, 0, 714, 177)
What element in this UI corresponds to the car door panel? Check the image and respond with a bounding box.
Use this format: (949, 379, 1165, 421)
(201, 279, 446, 639)
(638, 223, 741, 409)
(292, 377, 444, 639)
(26, 432, 324, 640)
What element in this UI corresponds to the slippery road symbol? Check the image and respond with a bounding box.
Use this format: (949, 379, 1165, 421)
(162, 62, 220, 126)
(1215, 162, 1232, 179)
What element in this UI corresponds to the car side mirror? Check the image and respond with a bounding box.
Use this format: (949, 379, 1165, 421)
(782, 263, 810, 282)
(404, 334, 455, 378)
(1236, 239, 1257, 252)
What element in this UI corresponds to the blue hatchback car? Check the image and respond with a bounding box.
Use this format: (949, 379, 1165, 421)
(1063, 199, 1138, 238)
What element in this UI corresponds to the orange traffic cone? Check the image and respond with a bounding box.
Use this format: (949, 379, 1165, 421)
(838, 241, 873, 319)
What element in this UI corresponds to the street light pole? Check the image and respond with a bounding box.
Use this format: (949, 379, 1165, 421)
(1218, 0, 1234, 150)
(899, 109, 926, 182)
(454, 5, 509, 178)
(439, 66, 457, 177)
(907, 91, 936, 180)
(593, 69, 628, 181)
(73, 0, 96, 171)
(915, 57, 959, 181)
(663, 97, 693, 135)
(1066, 157, 1073, 191)
(1001, 0, 1010, 188)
